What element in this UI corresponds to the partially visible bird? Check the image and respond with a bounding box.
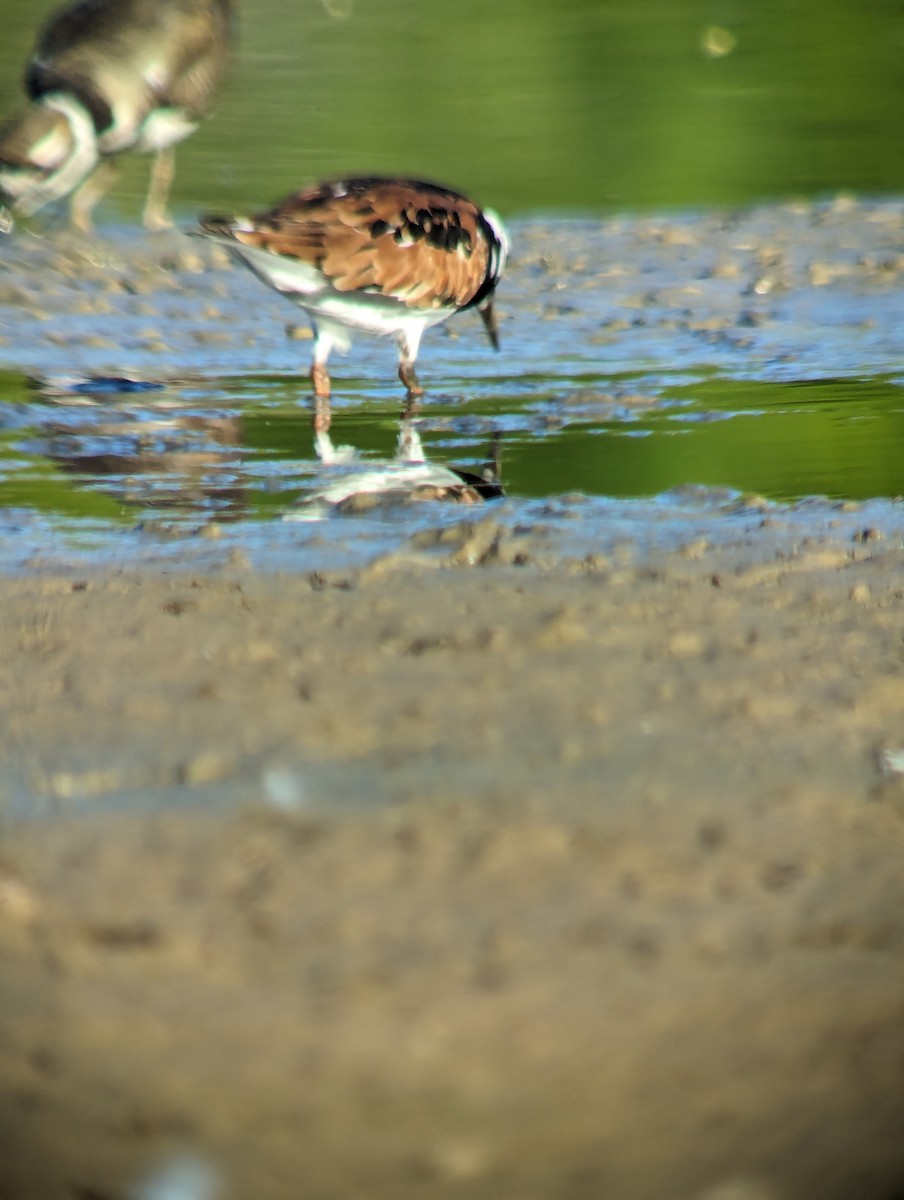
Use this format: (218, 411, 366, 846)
(195, 176, 509, 402)
(0, 0, 233, 233)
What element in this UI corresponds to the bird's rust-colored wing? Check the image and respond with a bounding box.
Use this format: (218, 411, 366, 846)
(228, 178, 494, 310)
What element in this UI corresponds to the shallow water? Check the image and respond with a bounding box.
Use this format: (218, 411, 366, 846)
(2, 201, 904, 569)
(5, 367, 904, 522)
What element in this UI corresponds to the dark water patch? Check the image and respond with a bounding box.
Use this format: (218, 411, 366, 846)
(526, 374, 904, 502)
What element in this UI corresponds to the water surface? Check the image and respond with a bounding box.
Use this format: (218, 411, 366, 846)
(2, 202, 904, 568)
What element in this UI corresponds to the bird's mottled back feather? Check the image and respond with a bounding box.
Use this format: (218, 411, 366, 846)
(208, 178, 498, 310)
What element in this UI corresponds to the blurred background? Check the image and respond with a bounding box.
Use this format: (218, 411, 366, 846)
(3, 0, 904, 218)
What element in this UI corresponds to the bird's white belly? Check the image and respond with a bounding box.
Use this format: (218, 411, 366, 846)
(305, 292, 452, 340)
(232, 243, 454, 342)
(133, 108, 199, 153)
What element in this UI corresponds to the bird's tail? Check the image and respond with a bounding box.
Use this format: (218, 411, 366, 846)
(197, 214, 239, 239)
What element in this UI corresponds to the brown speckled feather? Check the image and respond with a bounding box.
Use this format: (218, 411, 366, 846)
(232, 178, 494, 310)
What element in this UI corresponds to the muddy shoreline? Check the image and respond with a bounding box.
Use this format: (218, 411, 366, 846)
(2, 527, 904, 1199)
(2, 202, 904, 1198)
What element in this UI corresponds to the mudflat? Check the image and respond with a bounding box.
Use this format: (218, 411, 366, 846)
(3, 198, 904, 1198)
(1, 520, 904, 1199)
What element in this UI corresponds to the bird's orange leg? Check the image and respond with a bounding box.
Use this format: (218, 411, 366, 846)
(401, 394, 422, 421)
(399, 359, 424, 398)
(311, 363, 331, 400)
(312, 392, 331, 434)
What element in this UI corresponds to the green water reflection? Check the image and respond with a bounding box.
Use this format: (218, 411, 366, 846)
(516, 376, 904, 501)
(2, 0, 903, 217)
(3, 372, 904, 530)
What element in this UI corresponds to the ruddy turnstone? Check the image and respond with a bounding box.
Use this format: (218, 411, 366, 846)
(0, 0, 233, 232)
(196, 176, 509, 401)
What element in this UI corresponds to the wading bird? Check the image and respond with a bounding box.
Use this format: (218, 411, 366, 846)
(196, 176, 508, 405)
(0, 0, 233, 232)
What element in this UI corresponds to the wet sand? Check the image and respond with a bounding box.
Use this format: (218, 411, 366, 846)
(1, 203, 904, 1198)
(2, 528, 904, 1199)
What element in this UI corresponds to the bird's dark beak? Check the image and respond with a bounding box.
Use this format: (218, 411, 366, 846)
(479, 300, 500, 351)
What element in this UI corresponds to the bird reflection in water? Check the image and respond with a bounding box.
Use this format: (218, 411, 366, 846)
(290, 395, 503, 519)
(29, 375, 503, 523)
(33, 376, 247, 519)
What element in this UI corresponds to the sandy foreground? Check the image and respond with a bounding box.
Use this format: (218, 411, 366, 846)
(1, 521, 904, 1200)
